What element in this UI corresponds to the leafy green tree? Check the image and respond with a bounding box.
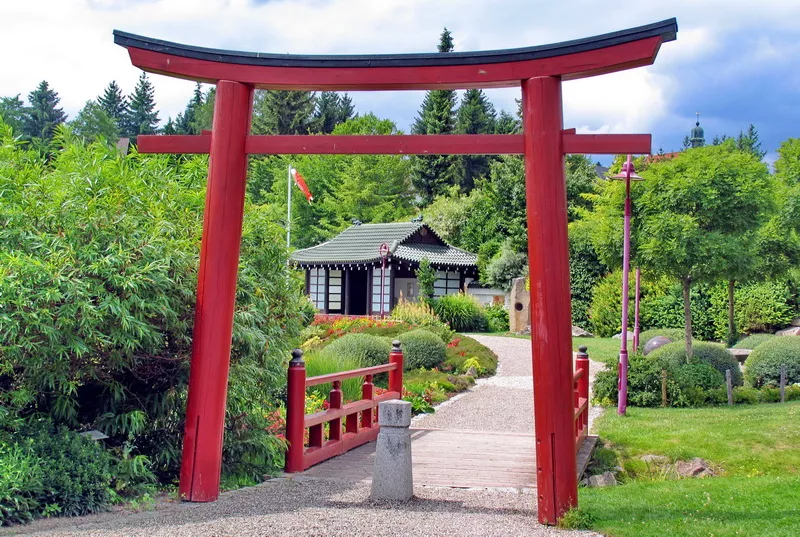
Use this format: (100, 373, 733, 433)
(97, 81, 128, 134)
(69, 100, 119, 144)
(416, 257, 436, 301)
(411, 28, 459, 205)
(24, 80, 67, 141)
(0, 95, 26, 135)
(252, 90, 316, 135)
(124, 73, 159, 138)
(617, 142, 771, 358)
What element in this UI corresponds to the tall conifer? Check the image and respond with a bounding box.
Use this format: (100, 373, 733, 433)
(455, 89, 496, 193)
(24, 80, 67, 141)
(98, 81, 128, 133)
(124, 73, 159, 137)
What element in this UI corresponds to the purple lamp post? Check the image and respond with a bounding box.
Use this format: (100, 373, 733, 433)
(610, 155, 643, 415)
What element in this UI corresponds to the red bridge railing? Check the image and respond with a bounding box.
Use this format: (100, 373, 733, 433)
(573, 346, 590, 453)
(285, 341, 403, 472)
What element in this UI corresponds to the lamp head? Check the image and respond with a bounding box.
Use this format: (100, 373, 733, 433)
(610, 160, 644, 181)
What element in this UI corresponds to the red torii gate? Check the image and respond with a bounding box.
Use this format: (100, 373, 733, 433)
(114, 18, 676, 524)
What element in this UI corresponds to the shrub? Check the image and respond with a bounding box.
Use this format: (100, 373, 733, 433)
(443, 335, 498, 376)
(390, 299, 455, 342)
(416, 257, 436, 301)
(0, 443, 42, 525)
(28, 426, 113, 517)
(320, 333, 391, 367)
(734, 333, 775, 350)
(711, 281, 796, 339)
(733, 386, 760, 404)
(432, 293, 489, 332)
(481, 243, 528, 292)
(398, 329, 447, 370)
(0, 129, 304, 483)
(673, 362, 725, 391)
(648, 341, 743, 386)
(744, 337, 800, 388)
(484, 303, 509, 332)
(637, 328, 687, 352)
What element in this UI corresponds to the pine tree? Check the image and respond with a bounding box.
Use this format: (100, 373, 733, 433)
(98, 81, 128, 134)
(313, 91, 341, 134)
(175, 83, 204, 134)
(24, 80, 67, 141)
(124, 73, 160, 137)
(736, 124, 766, 159)
(338, 93, 355, 123)
(494, 110, 519, 135)
(455, 89, 496, 193)
(252, 90, 316, 135)
(411, 28, 459, 206)
(162, 117, 177, 135)
(0, 94, 26, 134)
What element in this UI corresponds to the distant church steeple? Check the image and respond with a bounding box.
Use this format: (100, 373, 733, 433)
(689, 112, 705, 148)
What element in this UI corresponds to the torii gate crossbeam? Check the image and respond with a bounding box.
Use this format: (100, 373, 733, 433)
(114, 18, 677, 525)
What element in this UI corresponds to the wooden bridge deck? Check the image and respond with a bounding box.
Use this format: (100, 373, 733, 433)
(302, 428, 596, 490)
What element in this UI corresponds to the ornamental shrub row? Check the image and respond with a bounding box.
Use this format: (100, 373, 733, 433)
(744, 337, 800, 388)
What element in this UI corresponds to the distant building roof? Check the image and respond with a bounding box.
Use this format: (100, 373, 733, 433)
(594, 164, 609, 178)
(291, 222, 478, 267)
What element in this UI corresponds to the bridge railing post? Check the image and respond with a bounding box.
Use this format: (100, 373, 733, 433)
(285, 349, 306, 473)
(576, 346, 590, 431)
(389, 340, 404, 395)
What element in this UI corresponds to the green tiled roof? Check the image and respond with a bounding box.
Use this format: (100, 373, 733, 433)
(291, 222, 477, 267)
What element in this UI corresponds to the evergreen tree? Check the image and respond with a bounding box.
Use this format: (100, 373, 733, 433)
(175, 83, 204, 134)
(162, 117, 177, 135)
(0, 94, 26, 134)
(313, 91, 341, 134)
(494, 110, 519, 135)
(455, 89, 496, 193)
(191, 87, 215, 133)
(24, 80, 67, 141)
(252, 90, 316, 135)
(70, 100, 119, 143)
(411, 28, 459, 206)
(338, 93, 355, 123)
(124, 73, 159, 138)
(736, 124, 766, 159)
(98, 81, 128, 134)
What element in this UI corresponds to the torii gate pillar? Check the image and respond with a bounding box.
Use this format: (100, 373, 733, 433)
(522, 76, 577, 522)
(179, 80, 253, 501)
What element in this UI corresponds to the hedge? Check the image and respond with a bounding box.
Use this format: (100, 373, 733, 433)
(398, 329, 447, 370)
(744, 337, 800, 388)
(648, 341, 743, 386)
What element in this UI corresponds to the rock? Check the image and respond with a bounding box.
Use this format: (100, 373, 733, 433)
(587, 471, 617, 487)
(674, 457, 715, 478)
(729, 348, 751, 364)
(371, 400, 413, 501)
(465, 366, 478, 377)
(579, 478, 589, 487)
(640, 454, 670, 465)
(791, 317, 800, 327)
(519, 325, 531, 335)
(509, 277, 530, 333)
(612, 332, 636, 341)
(776, 326, 800, 336)
(643, 336, 672, 356)
(572, 325, 594, 337)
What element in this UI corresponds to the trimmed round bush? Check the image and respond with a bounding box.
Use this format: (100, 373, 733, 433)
(649, 341, 743, 386)
(637, 328, 687, 352)
(744, 337, 800, 388)
(398, 329, 447, 370)
(674, 362, 725, 390)
(320, 333, 391, 367)
(432, 294, 489, 332)
(733, 333, 776, 350)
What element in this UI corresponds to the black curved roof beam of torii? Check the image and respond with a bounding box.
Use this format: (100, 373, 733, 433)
(116, 18, 676, 156)
(114, 18, 676, 91)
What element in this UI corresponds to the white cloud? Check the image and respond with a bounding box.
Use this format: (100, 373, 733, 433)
(1, 0, 798, 141)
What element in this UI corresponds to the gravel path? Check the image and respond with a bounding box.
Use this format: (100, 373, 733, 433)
(5, 335, 606, 537)
(413, 335, 606, 433)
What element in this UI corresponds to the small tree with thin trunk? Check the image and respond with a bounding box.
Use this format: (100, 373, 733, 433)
(416, 257, 436, 303)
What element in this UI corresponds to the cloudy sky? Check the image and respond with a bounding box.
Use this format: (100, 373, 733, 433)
(1, 0, 798, 161)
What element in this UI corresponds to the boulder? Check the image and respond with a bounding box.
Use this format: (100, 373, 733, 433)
(572, 325, 594, 337)
(791, 317, 800, 327)
(776, 326, 800, 336)
(509, 277, 530, 333)
(587, 471, 617, 487)
(612, 332, 635, 341)
(640, 454, 670, 465)
(643, 336, 672, 356)
(675, 458, 715, 478)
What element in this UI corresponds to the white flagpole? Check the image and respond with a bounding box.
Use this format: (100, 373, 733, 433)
(287, 164, 292, 249)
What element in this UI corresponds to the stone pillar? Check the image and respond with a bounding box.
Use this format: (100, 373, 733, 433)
(371, 400, 413, 501)
(509, 277, 530, 333)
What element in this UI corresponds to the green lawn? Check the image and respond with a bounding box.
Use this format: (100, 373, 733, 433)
(574, 336, 620, 364)
(580, 402, 800, 536)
